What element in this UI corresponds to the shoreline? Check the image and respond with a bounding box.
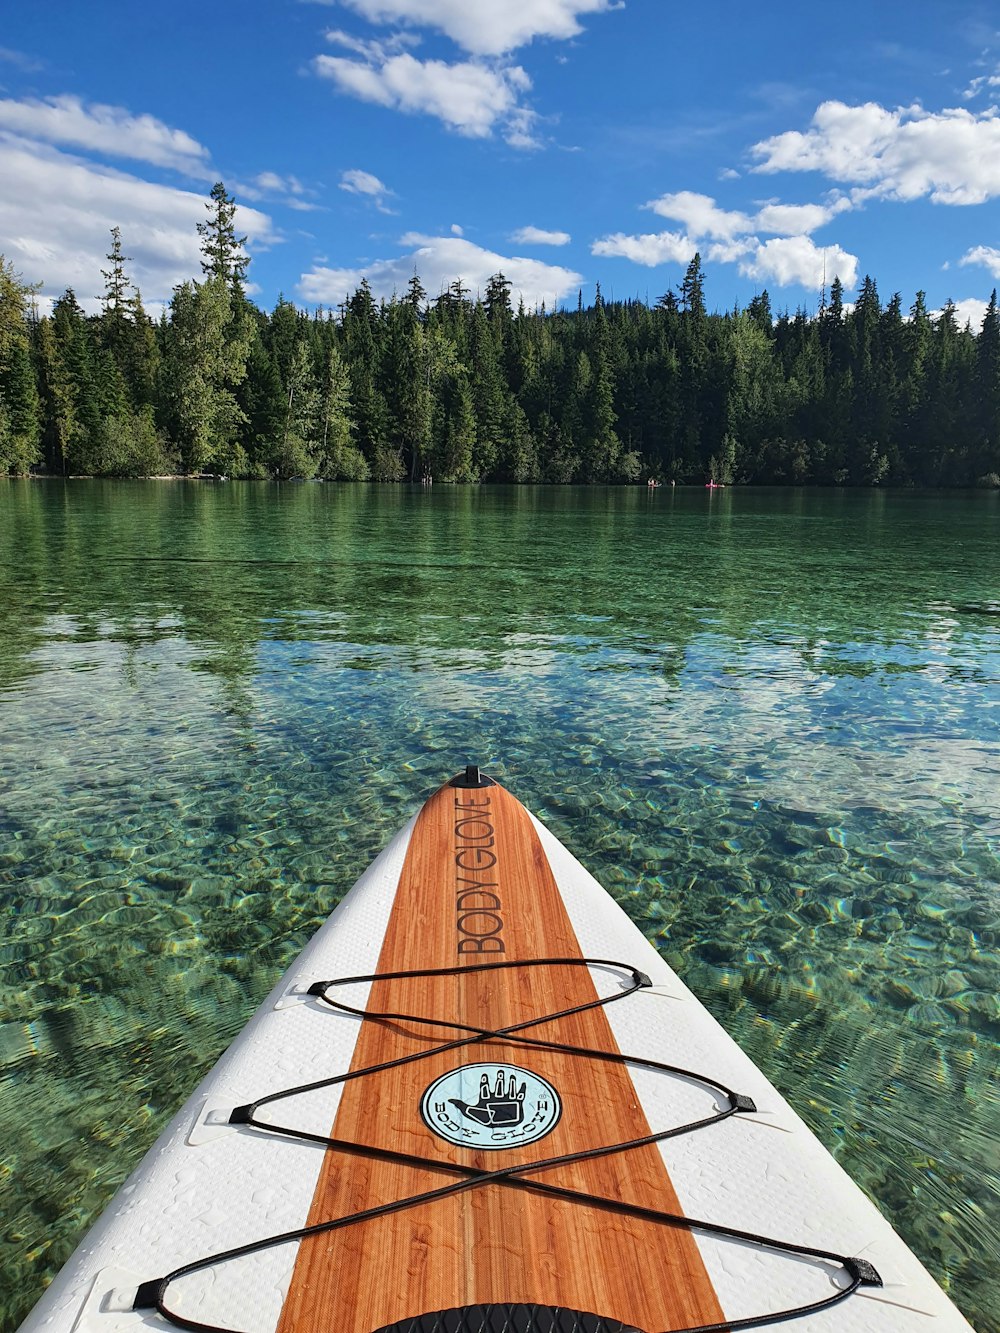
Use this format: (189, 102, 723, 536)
(5, 473, 1000, 491)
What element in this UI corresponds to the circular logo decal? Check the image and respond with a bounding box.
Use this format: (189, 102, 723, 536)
(420, 1063, 562, 1150)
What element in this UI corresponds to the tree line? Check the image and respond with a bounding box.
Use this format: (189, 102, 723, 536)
(2, 182, 999, 486)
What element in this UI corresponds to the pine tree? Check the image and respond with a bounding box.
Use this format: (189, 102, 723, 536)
(484, 272, 513, 331)
(122, 289, 161, 408)
(384, 300, 432, 479)
(344, 284, 390, 467)
(197, 182, 249, 295)
(503, 397, 538, 481)
(100, 227, 133, 347)
(0, 256, 42, 473)
(271, 339, 320, 478)
(50, 290, 101, 472)
(0, 338, 41, 473)
(901, 291, 933, 478)
(437, 371, 476, 481)
(318, 341, 367, 479)
(240, 335, 285, 475)
(747, 291, 772, 332)
(679, 255, 706, 321)
(267, 296, 301, 386)
(35, 318, 73, 474)
(975, 289, 1000, 480)
(404, 272, 427, 313)
(727, 312, 781, 475)
(468, 301, 506, 478)
(163, 278, 251, 474)
(923, 301, 976, 482)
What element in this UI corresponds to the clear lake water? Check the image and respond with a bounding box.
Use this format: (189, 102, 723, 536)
(1, 479, 998, 1331)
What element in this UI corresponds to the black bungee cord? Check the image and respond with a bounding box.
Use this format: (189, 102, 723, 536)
(133, 956, 882, 1333)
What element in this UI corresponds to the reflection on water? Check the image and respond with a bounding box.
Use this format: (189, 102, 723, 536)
(1, 479, 998, 1333)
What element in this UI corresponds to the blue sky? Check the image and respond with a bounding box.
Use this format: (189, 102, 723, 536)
(3, 1, 1000, 325)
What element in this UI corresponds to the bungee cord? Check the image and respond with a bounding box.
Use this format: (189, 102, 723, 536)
(134, 955, 882, 1333)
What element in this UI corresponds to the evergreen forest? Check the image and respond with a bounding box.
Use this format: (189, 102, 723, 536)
(2, 183, 1000, 487)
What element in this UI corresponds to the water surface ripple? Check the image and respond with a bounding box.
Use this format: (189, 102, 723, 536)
(1, 480, 998, 1332)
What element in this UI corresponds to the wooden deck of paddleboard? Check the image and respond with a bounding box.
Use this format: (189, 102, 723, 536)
(277, 780, 725, 1333)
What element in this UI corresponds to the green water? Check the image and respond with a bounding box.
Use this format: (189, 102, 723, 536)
(1, 479, 998, 1332)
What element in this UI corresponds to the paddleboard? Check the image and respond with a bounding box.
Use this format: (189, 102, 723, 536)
(17, 769, 975, 1333)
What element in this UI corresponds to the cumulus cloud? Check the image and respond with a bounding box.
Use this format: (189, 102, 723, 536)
(936, 297, 989, 329)
(706, 237, 758, 264)
(0, 94, 211, 175)
(643, 190, 849, 241)
(645, 191, 752, 239)
(593, 189, 858, 290)
(751, 99, 1000, 205)
(333, 0, 619, 57)
(592, 225, 855, 290)
(299, 232, 582, 309)
(740, 236, 858, 290)
(310, 1, 616, 141)
(0, 136, 276, 310)
(960, 244, 1000, 280)
(754, 198, 852, 234)
(591, 230, 697, 267)
(510, 225, 571, 246)
(313, 51, 536, 143)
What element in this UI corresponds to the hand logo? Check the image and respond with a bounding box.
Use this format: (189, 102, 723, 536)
(421, 1062, 560, 1149)
(449, 1069, 527, 1127)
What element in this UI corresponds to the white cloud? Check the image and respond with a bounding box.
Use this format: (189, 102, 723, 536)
(0, 135, 277, 310)
(335, 0, 619, 57)
(338, 167, 395, 212)
(323, 26, 421, 60)
(740, 236, 858, 290)
(641, 190, 850, 243)
(754, 198, 851, 235)
(592, 228, 857, 291)
(299, 233, 582, 309)
(594, 189, 858, 290)
(257, 171, 313, 200)
(0, 94, 211, 175)
(936, 297, 989, 329)
(964, 69, 1000, 100)
(450, 223, 464, 235)
(645, 191, 752, 239)
(510, 225, 571, 246)
(0, 46, 44, 72)
(339, 167, 388, 196)
(313, 51, 535, 143)
(504, 105, 542, 150)
(751, 99, 1000, 205)
(960, 244, 1000, 280)
(239, 170, 319, 211)
(591, 230, 697, 267)
(706, 237, 758, 264)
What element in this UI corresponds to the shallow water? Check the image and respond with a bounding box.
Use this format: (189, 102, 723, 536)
(1, 479, 998, 1332)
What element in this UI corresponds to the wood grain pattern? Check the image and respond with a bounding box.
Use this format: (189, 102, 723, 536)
(276, 781, 725, 1333)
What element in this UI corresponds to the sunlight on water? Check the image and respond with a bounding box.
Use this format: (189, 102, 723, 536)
(1, 479, 998, 1332)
